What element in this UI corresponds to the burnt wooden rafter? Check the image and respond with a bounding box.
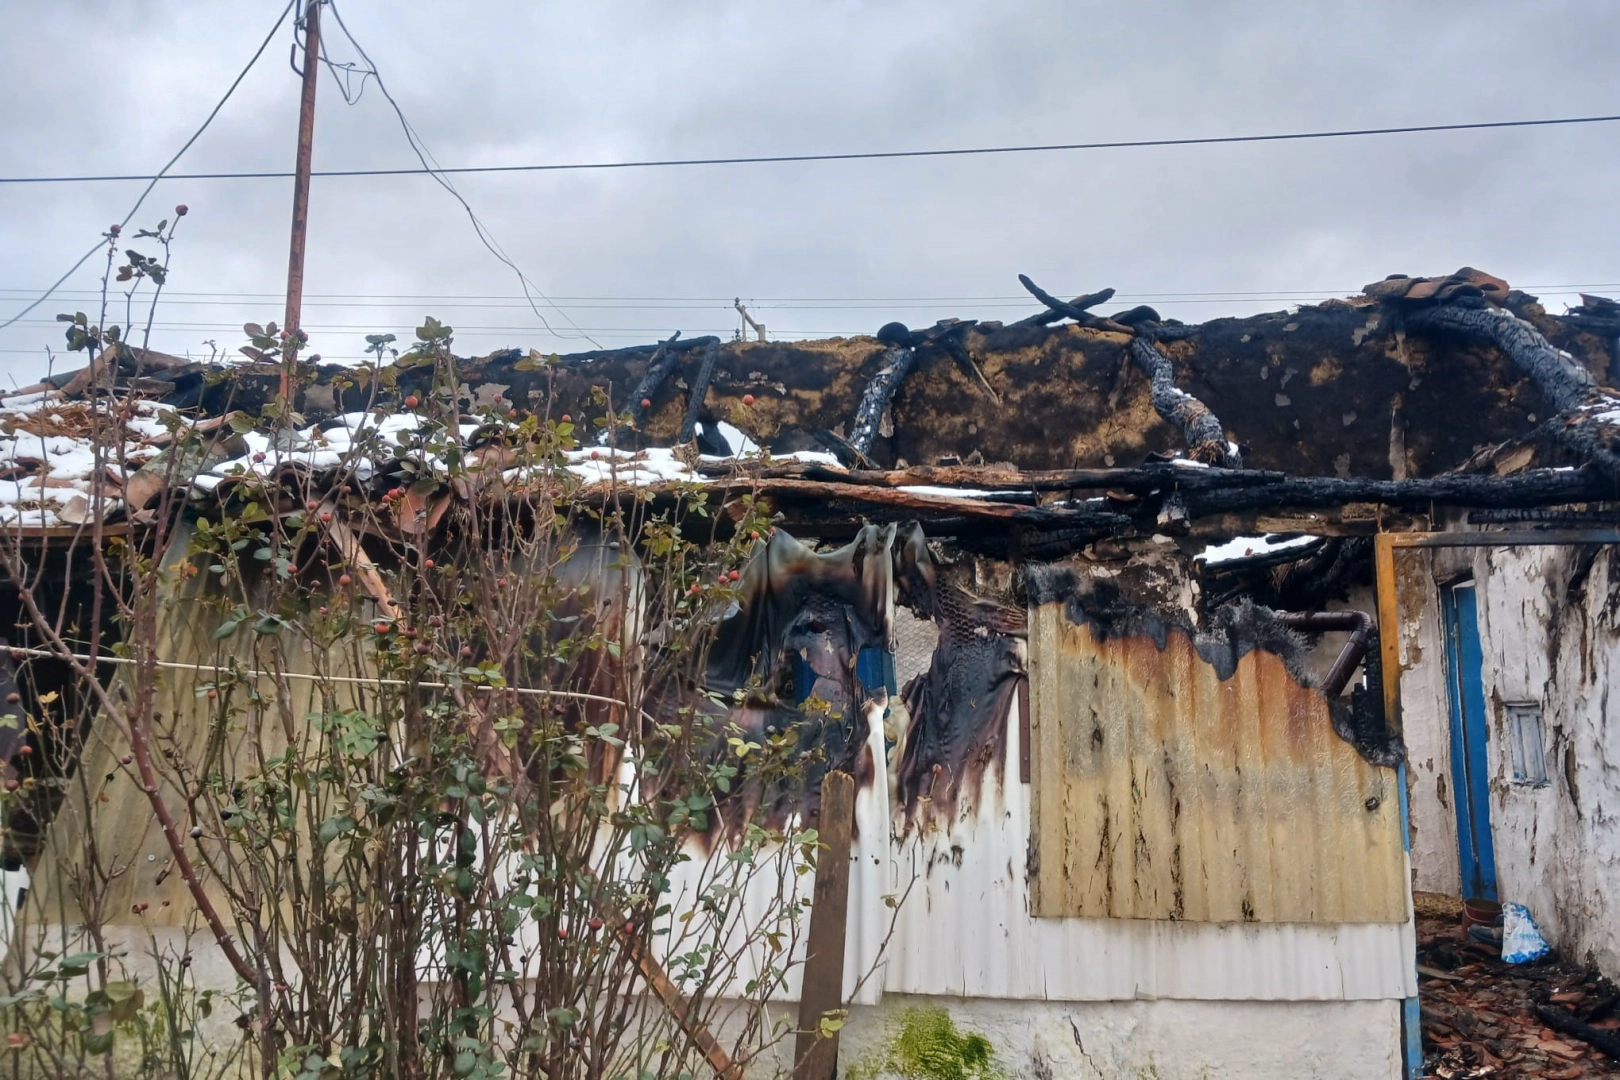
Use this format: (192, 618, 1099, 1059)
(1402, 301, 1620, 479)
(1405, 303, 1595, 412)
(678, 339, 722, 443)
(623, 330, 684, 434)
(1015, 274, 1242, 466)
(1128, 336, 1243, 468)
(1013, 277, 1131, 333)
(847, 346, 918, 456)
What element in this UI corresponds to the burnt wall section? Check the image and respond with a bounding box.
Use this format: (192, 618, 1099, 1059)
(155, 293, 1614, 480)
(1018, 553, 1402, 767)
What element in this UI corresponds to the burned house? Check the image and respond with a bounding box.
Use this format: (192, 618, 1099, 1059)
(2, 270, 1619, 1078)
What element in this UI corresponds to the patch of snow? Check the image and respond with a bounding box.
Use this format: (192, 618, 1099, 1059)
(896, 485, 998, 499)
(1197, 534, 1318, 565)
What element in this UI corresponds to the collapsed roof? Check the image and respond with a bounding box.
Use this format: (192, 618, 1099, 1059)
(2, 269, 1618, 551)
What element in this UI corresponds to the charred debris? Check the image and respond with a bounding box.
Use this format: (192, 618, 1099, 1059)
(9, 269, 1620, 776)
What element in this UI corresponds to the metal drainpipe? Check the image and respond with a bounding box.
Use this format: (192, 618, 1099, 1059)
(1277, 610, 1376, 697)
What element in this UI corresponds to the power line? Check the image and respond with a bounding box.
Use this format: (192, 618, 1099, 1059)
(320, 0, 599, 347)
(9, 282, 1617, 300)
(0, 0, 299, 332)
(4, 112, 1619, 186)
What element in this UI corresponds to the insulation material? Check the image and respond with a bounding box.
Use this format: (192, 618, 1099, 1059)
(1027, 603, 1407, 924)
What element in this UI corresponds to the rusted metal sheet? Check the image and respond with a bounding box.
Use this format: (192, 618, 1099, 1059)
(1028, 602, 1407, 924)
(882, 688, 1417, 1001)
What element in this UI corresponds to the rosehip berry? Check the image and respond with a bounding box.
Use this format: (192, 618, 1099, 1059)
(560, 414, 571, 423)
(424, 558, 435, 569)
(461, 646, 474, 658)
(640, 398, 652, 408)
(404, 395, 419, 409)
(108, 224, 121, 236)
(375, 622, 391, 635)
(306, 500, 319, 511)
(588, 917, 603, 931)
(742, 394, 756, 406)
(320, 512, 332, 522)
(174, 204, 188, 216)
(338, 574, 353, 586)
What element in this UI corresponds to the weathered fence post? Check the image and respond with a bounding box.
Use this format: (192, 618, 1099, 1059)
(793, 769, 856, 1080)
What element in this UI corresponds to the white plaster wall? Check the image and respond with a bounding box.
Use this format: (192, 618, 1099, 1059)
(1470, 545, 1620, 979)
(1388, 559, 1463, 895)
(772, 994, 1403, 1080)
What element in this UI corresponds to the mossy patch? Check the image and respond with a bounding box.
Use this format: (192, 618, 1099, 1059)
(846, 1005, 1004, 1080)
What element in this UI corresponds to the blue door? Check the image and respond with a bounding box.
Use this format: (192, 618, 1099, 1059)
(1443, 582, 1497, 900)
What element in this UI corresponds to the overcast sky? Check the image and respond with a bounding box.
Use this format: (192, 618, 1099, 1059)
(2, 0, 1617, 383)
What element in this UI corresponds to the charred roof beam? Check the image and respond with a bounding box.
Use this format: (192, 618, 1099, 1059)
(1128, 335, 1244, 468)
(1404, 302, 1595, 412)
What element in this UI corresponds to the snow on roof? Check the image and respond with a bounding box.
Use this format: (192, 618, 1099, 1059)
(0, 390, 889, 531)
(0, 394, 181, 528)
(1197, 533, 1319, 565)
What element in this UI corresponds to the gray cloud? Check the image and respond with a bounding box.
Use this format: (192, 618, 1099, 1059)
(2, 0, 1617, 378)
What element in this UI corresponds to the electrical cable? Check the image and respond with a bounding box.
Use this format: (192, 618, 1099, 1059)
(4, 112, 1618, 185)
(0, 0, 299, 332)
(321, 0, 600, 347)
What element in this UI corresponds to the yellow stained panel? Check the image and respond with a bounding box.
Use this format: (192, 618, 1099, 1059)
(1028, 603, 1406, 924)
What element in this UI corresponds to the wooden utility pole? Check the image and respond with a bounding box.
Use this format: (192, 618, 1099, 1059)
(793, 770, 856, 1080)
(282, 0, 321, 400)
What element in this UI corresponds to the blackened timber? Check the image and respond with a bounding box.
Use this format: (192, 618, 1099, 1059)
(1534, 1006, 1620, 1063)
(624, 330, 683, 434)
(1177, 467, 1617, 516)
(678, 339, 722, 443)
(694, 461, 1290, 491)
(699, 461, 1615, 509)
(1008, 287, 1116, 329)
(682, 463, 1616, 518)
(1405, 304, 1595, 411)
(847, 346, 917, 456)
(1129, 336, 1243, 467)
(1014, 276, 1132, 333)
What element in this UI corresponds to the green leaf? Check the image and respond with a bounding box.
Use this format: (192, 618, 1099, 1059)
(213, 619, 240, 640)
(317, 814, 356, 845)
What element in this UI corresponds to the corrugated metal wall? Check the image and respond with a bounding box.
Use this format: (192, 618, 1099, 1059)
(1027, 603, 1407, 924)
(30, 524, 380, 925)
(882, 686, 1416, 1002)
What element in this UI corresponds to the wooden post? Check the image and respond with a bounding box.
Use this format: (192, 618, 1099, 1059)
(282, 0, 321, 401)
(793, 770, 856, 1080)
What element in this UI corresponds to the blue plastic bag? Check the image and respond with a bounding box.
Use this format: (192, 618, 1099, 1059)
(1501, 902, 1550, 964)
